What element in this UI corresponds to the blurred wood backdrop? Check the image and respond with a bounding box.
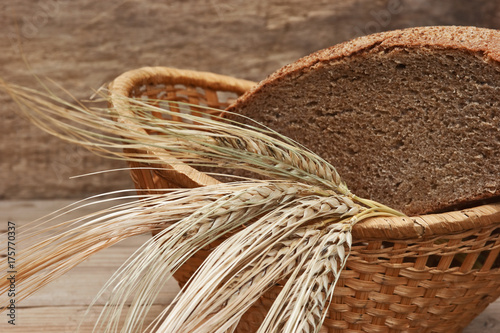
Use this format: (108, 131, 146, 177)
(1, 0, 500, 199)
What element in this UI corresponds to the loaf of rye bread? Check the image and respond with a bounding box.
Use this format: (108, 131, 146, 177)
(226, 26, 500, 216)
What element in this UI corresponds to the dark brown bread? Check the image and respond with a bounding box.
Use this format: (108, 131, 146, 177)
(227, 26, 500, 216)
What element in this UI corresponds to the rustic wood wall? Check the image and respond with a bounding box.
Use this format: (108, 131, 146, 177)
(2, 0, 500, 199)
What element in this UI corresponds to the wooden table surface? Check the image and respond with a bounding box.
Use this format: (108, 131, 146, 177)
(1, 200, 499, 332)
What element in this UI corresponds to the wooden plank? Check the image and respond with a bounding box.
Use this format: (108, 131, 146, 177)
(17, 244, 180, 308)
(0, 305, 167, 332)
(463, 300, 500, 333)
(1, 200, 499, 331)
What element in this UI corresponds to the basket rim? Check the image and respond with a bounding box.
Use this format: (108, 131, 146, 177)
(109, 66, 256, 98)
(109, 66, 500, 241)
(108, 66, 256, 188)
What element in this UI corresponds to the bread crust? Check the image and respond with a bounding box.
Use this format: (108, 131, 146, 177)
(227, 26, 500, 215)
(230, 26, 500, 109)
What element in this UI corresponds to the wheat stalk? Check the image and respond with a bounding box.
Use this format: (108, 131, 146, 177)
(0, 77, 405, 333)
(89, 181, 314, 333)
(0, 184, 239, 304)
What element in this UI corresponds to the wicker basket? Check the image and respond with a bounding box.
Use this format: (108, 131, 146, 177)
(109, 66, 500, 333)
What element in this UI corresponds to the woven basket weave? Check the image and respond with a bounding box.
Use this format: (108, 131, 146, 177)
(109, 66, 500, 333)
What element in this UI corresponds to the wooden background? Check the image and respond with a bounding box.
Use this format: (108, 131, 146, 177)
(1, 0, 500, 199)
(1, 0, 499, 332)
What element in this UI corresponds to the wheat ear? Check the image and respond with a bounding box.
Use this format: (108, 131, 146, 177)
(257, 223, 352, 333)
(89, 181, 312, 333)
(154, 194, 360, 333)
(0, 80, 348, 194)
(0, 185, 246, 306)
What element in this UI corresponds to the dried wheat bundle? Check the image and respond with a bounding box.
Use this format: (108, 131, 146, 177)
(0, 79, 403, 333)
